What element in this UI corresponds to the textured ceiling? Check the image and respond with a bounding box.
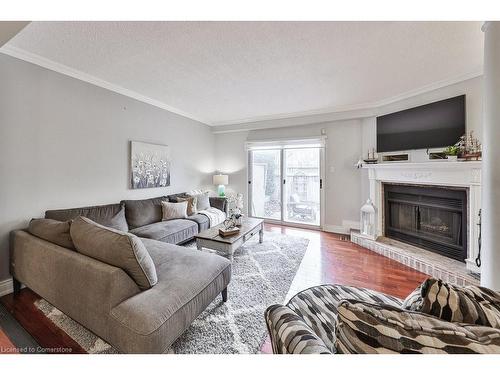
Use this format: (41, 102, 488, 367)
(4, 21, 484, 126)
(0, 21, 29, 47)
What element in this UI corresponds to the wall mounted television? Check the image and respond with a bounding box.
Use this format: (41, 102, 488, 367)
(376, 95, 465, 153)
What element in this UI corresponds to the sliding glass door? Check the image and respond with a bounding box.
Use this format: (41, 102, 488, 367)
(249, 149, 282, 220)
(283, 148, 321, 226)
(249, 144, 323, 228)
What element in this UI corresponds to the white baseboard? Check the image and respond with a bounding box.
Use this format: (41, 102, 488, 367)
(323, 225, 349, 234)
(342, 220, 360, 231)
(0, 278, 13, 297)
(323, 221, 360, 235)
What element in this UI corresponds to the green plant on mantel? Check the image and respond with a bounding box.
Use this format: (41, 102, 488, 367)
(444, 145, 460, 156)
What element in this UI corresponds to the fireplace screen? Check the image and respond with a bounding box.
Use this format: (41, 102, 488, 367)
(384, 184, 467, 262)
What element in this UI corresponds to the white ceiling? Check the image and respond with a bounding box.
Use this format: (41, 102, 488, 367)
(2, 21, 484, 126)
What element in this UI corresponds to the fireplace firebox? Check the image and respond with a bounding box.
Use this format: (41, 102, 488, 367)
(384, 184, 467, 262)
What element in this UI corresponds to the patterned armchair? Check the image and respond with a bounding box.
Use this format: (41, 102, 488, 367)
(265, 279, 500, 354)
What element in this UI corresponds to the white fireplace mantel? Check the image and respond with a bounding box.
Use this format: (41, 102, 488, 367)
(362, 161, 482, 273)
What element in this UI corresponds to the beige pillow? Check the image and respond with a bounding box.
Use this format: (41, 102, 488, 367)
(161, 201, 188, 220)
(176, 196, 198, 216)
(70, 216, 157, 290)
(29, 218, 75, 250)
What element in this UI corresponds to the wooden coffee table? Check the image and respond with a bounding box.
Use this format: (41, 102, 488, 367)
(195, 217, 264, 261)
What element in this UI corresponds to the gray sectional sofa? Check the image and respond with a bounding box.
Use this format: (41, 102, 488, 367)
(10, 193, 231, 353)
(44, 194, 228, 245)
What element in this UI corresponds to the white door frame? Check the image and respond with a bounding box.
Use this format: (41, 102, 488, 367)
(247, 145, 325, 230)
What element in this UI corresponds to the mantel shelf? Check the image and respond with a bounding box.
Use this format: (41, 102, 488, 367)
(361, 161, 482, 169)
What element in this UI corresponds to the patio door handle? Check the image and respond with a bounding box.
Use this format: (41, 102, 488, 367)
(283, 179, 286, 185)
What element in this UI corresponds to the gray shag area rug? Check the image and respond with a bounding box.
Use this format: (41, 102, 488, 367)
(34, 231, 309, 354)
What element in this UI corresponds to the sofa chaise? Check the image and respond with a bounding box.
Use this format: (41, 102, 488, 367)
(10, 193, 232, 353)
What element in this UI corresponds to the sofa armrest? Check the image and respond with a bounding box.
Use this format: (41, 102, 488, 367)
(265, 304, 332, 354)
(209, 197, 228, 214)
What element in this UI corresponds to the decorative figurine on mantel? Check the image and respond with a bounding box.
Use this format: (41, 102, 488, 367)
(363, 148, 378, 164)
(456, 131, 482, 161)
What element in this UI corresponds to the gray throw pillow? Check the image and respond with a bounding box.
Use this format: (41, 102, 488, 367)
(106, 204, 129, 232)
(195, 192, 210, 211)
(29, 218, 75, 250)
(70, 216, 157, 290)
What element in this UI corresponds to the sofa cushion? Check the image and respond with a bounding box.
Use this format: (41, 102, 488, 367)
(28, 218, 75, 250)
(70, 216, 157, 290)
(129, 219, 198, 244)
(108, 239, 231, 353)
(334, 300, 500, 354)
(186, 213, 210, 231)
(414, 278, 500, 328)
(45, 203, 128, 232)
(121, 196, 167, 229)
(161, 201, 188, 220)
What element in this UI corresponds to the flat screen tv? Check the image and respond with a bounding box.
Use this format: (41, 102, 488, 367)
(376, 95, 465, 153)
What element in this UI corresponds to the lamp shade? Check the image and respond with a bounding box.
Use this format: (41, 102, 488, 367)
(213, 174, 228, 185)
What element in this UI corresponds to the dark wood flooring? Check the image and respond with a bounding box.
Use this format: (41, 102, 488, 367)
(0, 224, 427, 354)
(0, 328, 17, 354)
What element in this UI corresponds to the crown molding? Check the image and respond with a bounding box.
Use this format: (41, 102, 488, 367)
(212, 70, 483, 133)
(0, 44, 483, 133)
(0, 45, 211, 126)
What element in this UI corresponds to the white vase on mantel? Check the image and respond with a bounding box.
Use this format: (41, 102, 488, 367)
(447, 155, 458, 162)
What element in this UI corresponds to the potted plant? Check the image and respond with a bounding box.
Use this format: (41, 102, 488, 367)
(444, 145, 460, 161)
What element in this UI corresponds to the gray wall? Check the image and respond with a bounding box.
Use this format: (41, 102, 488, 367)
(215, 119, 363, 232)
(0, 54, 215, 280)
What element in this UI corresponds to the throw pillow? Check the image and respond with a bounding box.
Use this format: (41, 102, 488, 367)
(106, 204, 129, 232)
(334, 300, 500, 354)
(195, 192, 210, 211)
(415, 278, 500, 328)
(70, 216, 157, 290)
(175, 196, 198, 216)
(28, 218, 75, 250)
(161, 201, 188, 220)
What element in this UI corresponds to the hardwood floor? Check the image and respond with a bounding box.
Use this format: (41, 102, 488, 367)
(0, 328, 18, 354)
(259, 223, 428, 353)
(0, 224, 427, 354)
(1, 290, 86, 354)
